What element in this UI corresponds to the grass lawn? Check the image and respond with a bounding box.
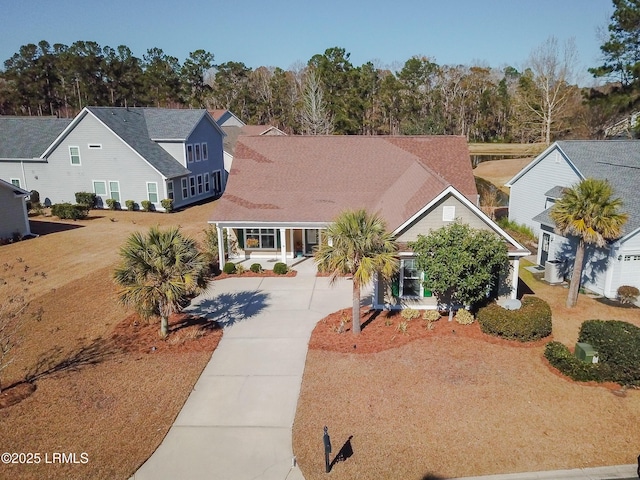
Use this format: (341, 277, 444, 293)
(292, 262, 640, 479)
(0, 205, 222, 480)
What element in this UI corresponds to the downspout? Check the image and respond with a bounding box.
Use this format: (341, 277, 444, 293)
(21, 161, 28, 190)
(216, 224, 225, 270)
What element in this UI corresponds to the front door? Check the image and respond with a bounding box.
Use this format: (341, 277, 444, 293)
(305, 229, 319, 255)
(540, 233, 550, 266)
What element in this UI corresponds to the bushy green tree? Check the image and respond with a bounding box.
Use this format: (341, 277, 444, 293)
(314, 210, 398, 335)
(409, 222, 509, 316)
(113, 226, 207, 338)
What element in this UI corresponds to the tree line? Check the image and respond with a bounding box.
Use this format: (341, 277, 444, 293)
(2, 1, 639, 142)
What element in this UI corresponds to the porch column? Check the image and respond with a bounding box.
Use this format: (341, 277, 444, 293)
(280, 228, 287, 263)
(216, 224, 225, 268)
(226, 227, 233, 259)
(511, 258, 520, 299)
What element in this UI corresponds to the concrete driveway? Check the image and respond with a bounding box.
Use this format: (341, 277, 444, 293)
(132, 258, 362, 480)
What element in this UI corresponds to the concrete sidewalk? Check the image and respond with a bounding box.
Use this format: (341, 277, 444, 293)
(132, 258, 355, 480)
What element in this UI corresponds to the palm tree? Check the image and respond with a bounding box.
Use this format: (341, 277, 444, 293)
(314, 209, 398, 335)
(113, 226, 207, 338)
(550, 178, 628, 308)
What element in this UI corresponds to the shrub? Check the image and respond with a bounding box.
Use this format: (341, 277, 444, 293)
(125, 200, 137, 211)
(105, 198, 119, 210)
(477, 296, 552, 341)
(141, 200, 154, 212)
(29, 190, 40, 205)
(75, 192, 97, 208)
(235, 263, 246, 274)
(160, 198, 173, 213)
(223, 262, 236, 274)
(544, 341, 604, 382)
(455, 308, 474, 325)
(578, 320, 640, 385)
(250, 263, 263, 273)
(273, 262, 288, 275)
(422, 310, 441, 322)
(401, 308, 420, 320)
(617, 285, 639, 304)
(51, 203, 90, 220)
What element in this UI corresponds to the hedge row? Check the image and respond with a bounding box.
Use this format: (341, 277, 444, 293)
(477, 296, 552, 342)
(51, 203, 89, 220)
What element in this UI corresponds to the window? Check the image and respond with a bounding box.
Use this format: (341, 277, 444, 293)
(202, 143, 208, 161)
(69, 146, 81, 165)
(167, 180, 174, 200)
(187, 144, 194, 163)
(88, 144, 102, 149)
(244, 228, 276, 249)
(147, 182, 158, 203)
(109, 181, 120, 202)
(181, 178, 188, 199)
(10, 178, 21, 188)
(93, 180, 107, 196)
(400, 259, 421, 297)
(442, 205, 456, 221)
(212, 170, 222, 193)
(197, 174, 203, 194)
(195, 144, 201, 162)
(189, 176, 196, 196)
(624, 255, 640, 261)
(204, 172, 210, 192)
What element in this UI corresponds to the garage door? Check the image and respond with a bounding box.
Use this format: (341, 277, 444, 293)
(619, 253, 640, 287)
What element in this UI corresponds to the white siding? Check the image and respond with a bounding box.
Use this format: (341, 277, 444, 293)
(0, 185, 29, 239)
(508, 148, 581, 238)
(609, 231, 640, 295)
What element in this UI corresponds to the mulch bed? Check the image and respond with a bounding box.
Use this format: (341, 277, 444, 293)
(309, 307, 551, 354)
(213, 270, 297, 280)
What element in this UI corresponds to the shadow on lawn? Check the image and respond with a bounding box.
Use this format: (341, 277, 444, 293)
(329, 435, 354, 472)
(187, 290, 269, 327)
(420, 474, 447, 480)
(25, 336, 119, 384)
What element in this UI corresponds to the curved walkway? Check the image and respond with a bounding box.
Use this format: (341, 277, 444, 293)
(132, 259, 354, 480)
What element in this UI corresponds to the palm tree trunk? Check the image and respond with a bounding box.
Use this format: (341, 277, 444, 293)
(567, 239, 585, 308)
(352, 282, 361, 335)
(160, 315, 169, 338)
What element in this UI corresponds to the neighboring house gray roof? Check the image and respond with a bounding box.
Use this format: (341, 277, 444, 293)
(0, 117, 72, 159)
(555, 141, 640, 237)
(544, 185, 566, 199)
(86, 107, 191, 178)
(143, 108, 206, 140)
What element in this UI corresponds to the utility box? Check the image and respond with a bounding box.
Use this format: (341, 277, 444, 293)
(544, 260, 564, 284)
(575, 342, 599, 363)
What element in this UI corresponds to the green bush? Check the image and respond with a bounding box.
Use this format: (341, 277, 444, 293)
(75, 192, 96, 208)
(250, 263, 263, 273)
(273, 262, 288, 275)
(125, 200, 137, 211)
(51, 203, 90, 220)
(617, 285, 639, 304)
(160, 198, 173, 213)
(106, 198, 119, 210)
(223, 262, 236, 274)
(544, 342, 605, 382)
(477, 296, 552, 341)
(455, 308, 474, 325)
(578, 320, 640, 385)
(141, 200, 154, 212)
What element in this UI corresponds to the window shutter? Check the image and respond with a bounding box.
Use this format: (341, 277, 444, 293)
(237, 229, 244, 249)
(422, 273, 432, 297)
(391, 276, 399, 297)
(276, 230, 281, 248)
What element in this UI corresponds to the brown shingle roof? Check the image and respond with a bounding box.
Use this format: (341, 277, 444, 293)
(210, 135, 476, 231)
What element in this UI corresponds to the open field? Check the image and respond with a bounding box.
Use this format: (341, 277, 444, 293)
(469, 143, 546, 157)
(0, 204, 222, 480)
(473, 157, 533, 193)
(293, 263, 640, 480)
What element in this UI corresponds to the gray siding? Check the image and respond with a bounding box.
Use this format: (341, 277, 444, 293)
(396, 195, 494, 243)
(0, 162, 29, 190)
(0, 186, 28, 239)
(508, 148, 581, 238)
(34, 113, 165, 207)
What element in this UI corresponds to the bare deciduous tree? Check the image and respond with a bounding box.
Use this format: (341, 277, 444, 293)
(299, 69, 333, 135)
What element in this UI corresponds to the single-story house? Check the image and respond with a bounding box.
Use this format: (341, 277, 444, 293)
(209, 135, 529, 309)
(0, 107, 226, 210)
(505, 140, 640, 297)
(0, 177, 31, 241)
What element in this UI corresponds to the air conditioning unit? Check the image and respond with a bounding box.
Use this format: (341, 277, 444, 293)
(544, 260, 564, 284)
(575, 342, 599, 363)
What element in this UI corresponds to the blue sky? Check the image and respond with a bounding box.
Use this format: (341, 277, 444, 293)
(2, 0, 613, 83)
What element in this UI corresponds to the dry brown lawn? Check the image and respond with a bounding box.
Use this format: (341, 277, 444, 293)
(293, 264, 640, 480)
(473, 158, 533, 193)
(0, 204, 222, 479)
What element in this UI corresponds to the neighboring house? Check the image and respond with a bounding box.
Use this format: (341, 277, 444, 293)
(209, 135, 529, 309)
(0, 107, 226, 210)
(506, 140, 640, 297)
(0, 177, 31, 241)
(209, 109, 245, 128)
